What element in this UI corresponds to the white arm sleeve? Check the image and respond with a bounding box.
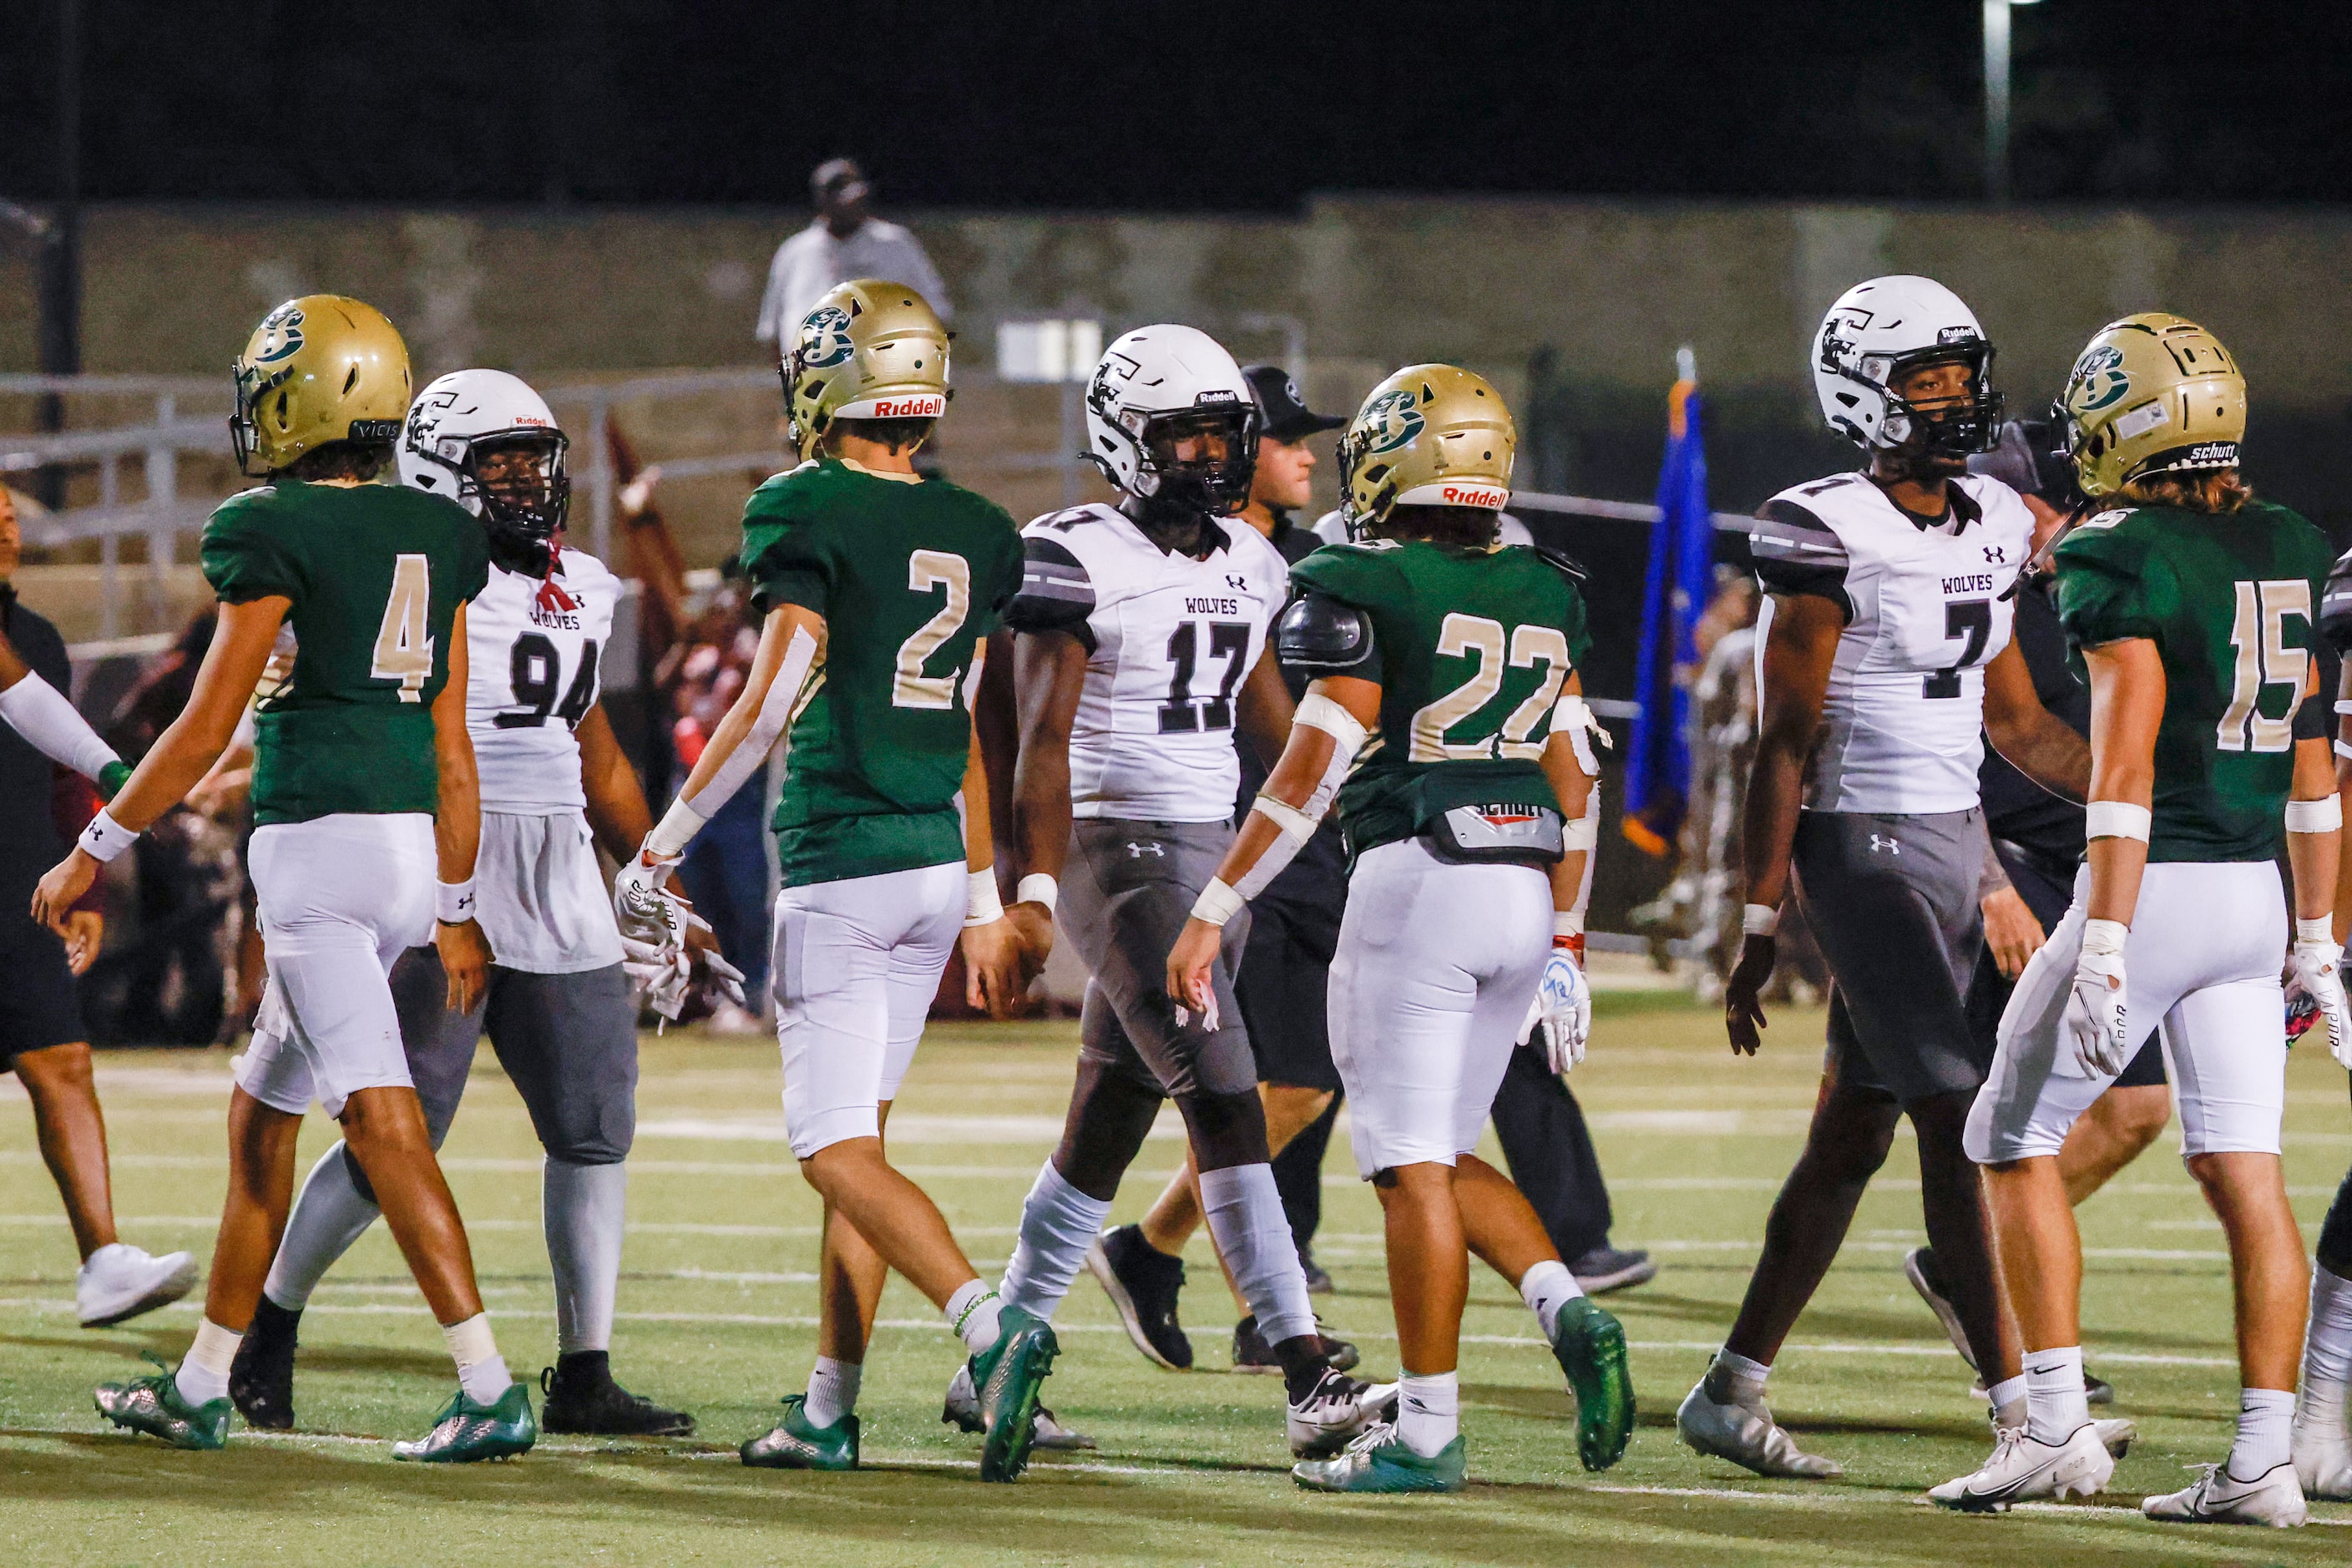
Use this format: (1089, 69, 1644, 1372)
(646, 624, 818, 857)
(0, 670, 120, 783)
(1227, 695, 1368, 902)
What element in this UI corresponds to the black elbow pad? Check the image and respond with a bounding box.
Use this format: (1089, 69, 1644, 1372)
(1277, 590, 1377, 675)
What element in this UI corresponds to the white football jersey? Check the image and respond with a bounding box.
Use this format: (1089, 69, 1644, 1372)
(464, 546, 621, 812)
(1008, 503, 1291, 822)
(1748, 472, 2033, 814)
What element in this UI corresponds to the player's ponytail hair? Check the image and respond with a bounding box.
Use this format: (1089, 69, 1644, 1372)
(2120, 468, 2253, 515)
(1374, 503, 1501, 549)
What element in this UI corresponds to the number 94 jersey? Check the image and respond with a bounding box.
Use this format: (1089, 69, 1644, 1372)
(1005, 503, 1292, 823)
(463, 548, 620, 812)
(1747, 472, 2032, 814)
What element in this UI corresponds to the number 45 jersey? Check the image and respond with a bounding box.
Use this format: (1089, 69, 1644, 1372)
(1747, 471, 2033, 814)
(1004, 503, 1291, 822)
(463, 546, 621, 811)
(200, 479, 489, 826)
(2056, 498, 2334, 862)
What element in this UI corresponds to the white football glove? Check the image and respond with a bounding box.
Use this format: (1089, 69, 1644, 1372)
(613, 841, 685, 948)
(621, 934, 693, 1023)
(1517, 948, 1592, 1073)
(2064, 931, 2130, 1077)
(2289, 933, 2352, 1070)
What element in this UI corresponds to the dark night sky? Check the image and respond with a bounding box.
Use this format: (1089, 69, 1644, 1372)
(8, 1, 2351, 210)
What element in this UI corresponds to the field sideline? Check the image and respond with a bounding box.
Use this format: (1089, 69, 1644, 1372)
(6, 992, 2351, 1566)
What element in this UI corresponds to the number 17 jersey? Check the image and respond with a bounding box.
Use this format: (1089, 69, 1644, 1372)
(1746, 472, 2033, 814)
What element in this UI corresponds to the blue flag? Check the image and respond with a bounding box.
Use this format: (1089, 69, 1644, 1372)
(1621, 374, 1712, 857)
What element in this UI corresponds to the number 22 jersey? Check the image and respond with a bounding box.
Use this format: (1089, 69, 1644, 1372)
(1746, 471, 2033, 814)
(200, 479, 489, 826)
(1004, 503, 1291, 822)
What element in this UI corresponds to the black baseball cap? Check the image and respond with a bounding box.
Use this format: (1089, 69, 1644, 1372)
(1243, 365, 1346, 444)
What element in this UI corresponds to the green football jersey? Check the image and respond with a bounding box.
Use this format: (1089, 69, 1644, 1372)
(2053, 498, 2334, 862)
(741, 459, 1024, 885)
(201, 480, 489, 827)
(1287, 538, 1592, 859)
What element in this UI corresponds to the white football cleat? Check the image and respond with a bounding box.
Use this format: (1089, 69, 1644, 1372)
(1930, 1420, 2112, 1511)
(1675, 1378, 1842, 1479)
(1287, 1368, 1398, 1459)
(2292, 1415, 2352, 1500)
(77, 1243, 198, 1328)
(2142, 1460, 2308, 1527)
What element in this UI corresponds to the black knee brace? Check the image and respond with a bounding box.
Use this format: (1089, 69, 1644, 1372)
(1052, 1060, 1165, 1201)
(1176, 1088, 1270, 1175)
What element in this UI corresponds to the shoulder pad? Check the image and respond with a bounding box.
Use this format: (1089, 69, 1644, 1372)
(1530, 544, 1587, 583)
(1277, 589, 1376, 674)
(2075, 508, 2132, 533)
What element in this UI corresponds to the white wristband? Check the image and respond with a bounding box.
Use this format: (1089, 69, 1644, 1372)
(1015, 873, 1059, 913)
(1191, 877, 1245, 928)
(1742, 902, 1779, 937)
(2084, 801, 2152, 842)
(645, 797, 709, 861)
(436, 879, 478, 923)
(2080, 916, 2129, 959)
(1554, 910, 1585, 940)
(2298, 916, 2335, 945)
(2286, 796, 2343, 834)
(78, 807, 139, 864)
(965, 869, 1004, 928)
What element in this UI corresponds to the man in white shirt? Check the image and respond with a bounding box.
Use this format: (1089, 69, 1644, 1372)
(756, 159, 951, 346)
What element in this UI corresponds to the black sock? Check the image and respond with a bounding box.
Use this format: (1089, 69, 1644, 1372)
(554, 1348, 611, 1387)
(1274, 1333, 1332, 1403)
(248, 1294, 302, 1343)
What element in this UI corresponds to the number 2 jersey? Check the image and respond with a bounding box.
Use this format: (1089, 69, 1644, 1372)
(200, 479, 489, 826)
(1747, 471, 2033, 814)
(1285, 538, 1590, 859)
(741, 459, 1023, 886)
(2055, 498, 2333, 862)
(461, 546, 620, 812)
(1003, 503, 1292, 822)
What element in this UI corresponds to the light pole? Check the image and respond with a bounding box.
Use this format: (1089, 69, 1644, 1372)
(1982, 0, 2039, 205)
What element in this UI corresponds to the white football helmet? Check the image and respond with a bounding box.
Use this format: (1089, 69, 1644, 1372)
(1813, 276, 2003, 458)
(399, 368, 570, 548)
(1083, 325, 1259, 513)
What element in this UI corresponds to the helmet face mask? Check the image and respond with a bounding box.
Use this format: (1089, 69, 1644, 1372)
(1129, 405, 1259, 513)
(1874, 349, 2005, 465)
(1083, 325, 1260, 518)
(463, 431, 572, 549)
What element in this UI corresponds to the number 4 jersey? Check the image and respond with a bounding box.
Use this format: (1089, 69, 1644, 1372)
(462, 546, 620, 811)
(741, 459, 1023, 886)
(201, 479, 489, 825)
(1747, 471, 2033, 814)
(2056, 497, 2334, 862)
(1004, 503, 1292, 822)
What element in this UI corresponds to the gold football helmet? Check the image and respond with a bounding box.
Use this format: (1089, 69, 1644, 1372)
(784, 279, 952, 460)
(2060, 312, 2246, 498)
(230, 296, 412, 476)
(1338, 364, 1515, 533)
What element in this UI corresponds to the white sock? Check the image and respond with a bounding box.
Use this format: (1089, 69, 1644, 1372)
(1986, 1373, 2029, 1429)
(999, 1161, 1112, 1322)
(262, 1142, 382, 1311)
(803, 1355, 861, 1429)
(2232, 1387, 2295, 1478)
(2299, 1263, 2352, 1435)
(1199, 1162, 1316, 1346)
(1396, 1369, 1459, 1458)
(1519, 1259, 1583, 1342)
(1704, 1348, 1770, 1407)
(2023, 1346, 2088, 1445)
(946, 1279, 1003, 1354)
(175, 1318, 241, 1407)
(443, 1313, 513, 1404)
(544, 1159, 626, 1355)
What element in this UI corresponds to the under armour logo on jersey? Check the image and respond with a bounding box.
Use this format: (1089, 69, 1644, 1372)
(1226, 574, 1247, 590)
(1869, 834, 1901, 855)
(1124, 842, 1166, 858)
(1984, 545, 2006, 564)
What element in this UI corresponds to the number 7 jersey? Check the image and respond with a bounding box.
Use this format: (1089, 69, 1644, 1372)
(1747, 471, 2033, 814)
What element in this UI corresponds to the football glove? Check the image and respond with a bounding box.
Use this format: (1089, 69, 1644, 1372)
(621, 935, 692, 1022)
(2064, 943, 2130, 1077)
(614, 841, 687, 945)
(1517, 946, 1591, 1073)
(2289, 933, 2352, 1070)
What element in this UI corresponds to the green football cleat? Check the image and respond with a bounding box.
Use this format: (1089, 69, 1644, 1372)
(1549, 1295, 1635, 1471)
(741, 1394, 859, 1471)
(969, 1304, 1059, 1482)
(1293, 1424, 1466, 1494)
(391, 1382, 537, 1462)
(94, 1364, 230, 1450)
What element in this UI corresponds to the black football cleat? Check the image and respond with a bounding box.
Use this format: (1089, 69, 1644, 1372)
(539, 1352, 695, 1437)
(1085, 1225, 1193, 1371)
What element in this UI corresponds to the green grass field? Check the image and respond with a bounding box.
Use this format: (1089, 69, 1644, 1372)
(6, 991, 2350, 1565)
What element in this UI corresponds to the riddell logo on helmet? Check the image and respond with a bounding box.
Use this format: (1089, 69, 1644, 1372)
(1442, 484, 1506, 507)
(870, 396, 945, 418)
